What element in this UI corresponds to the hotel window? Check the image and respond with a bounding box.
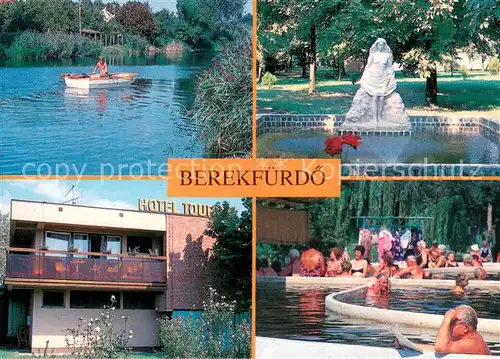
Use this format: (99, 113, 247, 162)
(42, 290, 65, 308)
(123, 292, 155, 310)
(44, 231, 71, 257)
(106, 235, 122, 260)
(70, 291, 121, 309)
(72, 233, 89, 258)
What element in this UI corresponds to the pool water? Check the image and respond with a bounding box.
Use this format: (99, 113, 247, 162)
(0, 53, 215, 175)
(349, 288, 500, 319)
(257, 130, 500, 164)
(256, 286, 500, 355)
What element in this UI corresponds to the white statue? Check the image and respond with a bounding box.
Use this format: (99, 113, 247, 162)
(360, 38, 397, 123)
(344, 38, 409, 130)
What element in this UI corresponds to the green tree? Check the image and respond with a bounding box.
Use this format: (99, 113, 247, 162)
(154, 9, 180, 43)
(116, 1, 157, 40)
(205, 198, 252, 311)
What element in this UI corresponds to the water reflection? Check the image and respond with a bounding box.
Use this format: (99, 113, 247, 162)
(257, 286, 500, 355)
(0, 52, 215, 175)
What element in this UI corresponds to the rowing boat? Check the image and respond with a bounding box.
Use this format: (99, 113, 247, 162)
(62, 72, 139, 89)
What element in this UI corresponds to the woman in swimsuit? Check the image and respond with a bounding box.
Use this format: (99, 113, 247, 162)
(445, 251, 459, 267)
(93, 56, 108, 77)
(415, 240, 429, 268)
(480, 240, 492, 262)
(300, 248, 326, 277)
(373, 251, 396, 278)
(350, 245, 368, 278)
(326, 247, 342, 277)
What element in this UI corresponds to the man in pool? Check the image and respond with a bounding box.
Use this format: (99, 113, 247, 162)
(395, 306, 491, 355)
(393, 256, 424, 279)
(451, 273, 469, 294)
(474, 267, 487, 280)
(92, 56, 108, 77)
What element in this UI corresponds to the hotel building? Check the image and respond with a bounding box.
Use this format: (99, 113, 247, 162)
(4, 199, 215, 353)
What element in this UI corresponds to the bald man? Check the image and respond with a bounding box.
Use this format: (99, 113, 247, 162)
(393, 256, 424, 279)
(396, 305, 491, 355)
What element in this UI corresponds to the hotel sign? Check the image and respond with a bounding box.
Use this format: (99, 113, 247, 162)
(138, 199, 213, 217)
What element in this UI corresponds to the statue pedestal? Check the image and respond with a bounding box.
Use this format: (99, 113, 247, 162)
(343, 88, 410, 132)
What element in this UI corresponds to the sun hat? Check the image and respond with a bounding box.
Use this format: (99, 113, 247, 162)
(438, 244, 446, 251)
(471, 244, 480, 251)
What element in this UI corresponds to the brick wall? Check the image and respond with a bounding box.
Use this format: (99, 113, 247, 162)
(165, 215, 215, 310)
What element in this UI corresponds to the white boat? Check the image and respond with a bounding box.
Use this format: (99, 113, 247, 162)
(63, 72, 139, 89)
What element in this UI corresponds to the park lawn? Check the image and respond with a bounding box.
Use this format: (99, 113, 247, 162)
(258, 72, 500, 120)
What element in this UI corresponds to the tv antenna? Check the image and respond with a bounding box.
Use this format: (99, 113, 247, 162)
(63, 185, 81, 205)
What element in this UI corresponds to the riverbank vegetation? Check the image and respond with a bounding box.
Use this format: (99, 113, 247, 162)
(0, 0, 250, 59)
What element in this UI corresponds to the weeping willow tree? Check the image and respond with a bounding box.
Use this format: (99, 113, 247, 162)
(308, 182, 500, 255)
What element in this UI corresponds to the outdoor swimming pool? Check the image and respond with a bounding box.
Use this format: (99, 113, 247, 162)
(0, 53, 215, 175)
(256, 285, 500, 355)
(257, 129, 500, 164)
(349, 288, 500, 319)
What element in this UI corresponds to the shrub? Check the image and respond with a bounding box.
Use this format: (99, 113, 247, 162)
(157, 287, 251, 358)
(261, 72, 277, 88)
(64, 296, 133, 359)
(7, 31, 101, 59)
(348, 72, 360, 85)
(460, 66, 468, 80)
(101, 45, 125, 58)
(124, 34, 149, 53)
(189, 35, 252, 158)
(487, 57, 500, 75)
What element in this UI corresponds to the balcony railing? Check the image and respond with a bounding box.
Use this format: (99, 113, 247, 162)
(6, 248, 167, 284)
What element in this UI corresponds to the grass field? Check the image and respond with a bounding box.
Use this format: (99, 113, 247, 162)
(0, 348, 164, 358)
(258, 71, 500, 120)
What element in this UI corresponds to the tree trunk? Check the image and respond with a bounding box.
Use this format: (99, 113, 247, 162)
(301, 57, 307, 78)
(425, 65, 438, 105)
(308, 25, 316, 95)
(338, 56, 343, 81)
(487, 203, 493, 239)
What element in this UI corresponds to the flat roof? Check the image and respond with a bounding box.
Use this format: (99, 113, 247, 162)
(10, 200, 167, 232)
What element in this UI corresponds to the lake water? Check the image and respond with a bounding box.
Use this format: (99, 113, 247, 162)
(0, 53, 216, 175)
(257, 285, 500, 355)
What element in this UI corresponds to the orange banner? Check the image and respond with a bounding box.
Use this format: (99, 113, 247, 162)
(167, 159, 341, 198)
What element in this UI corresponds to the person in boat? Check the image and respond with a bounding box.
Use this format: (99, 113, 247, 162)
(393, 256, 424, 279)
(463, 254, 474, 267)
(326, 247, 343, 277)
(373, 251, 397, 278)
(259, 258, 278, 277)
(452, 273, 469, 294)
(300, 247, 326, 277)
(280, 249, 301, 277)
(471, 254, 483, 267)
(350, 245, 369, 278)
(395, 305, 491, 355)
(474, 267, 487, 280)
(445, 251, 459, 267)
(339, 260, 352, 277)
(415, 240, 429, 268)
(93, 56, 109, 77)
(480, 240, 493, 263)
